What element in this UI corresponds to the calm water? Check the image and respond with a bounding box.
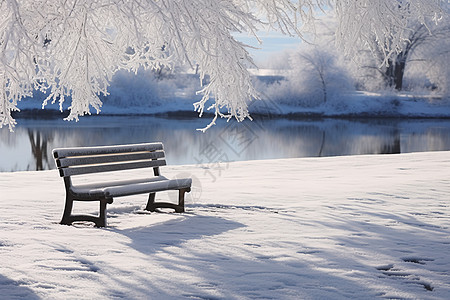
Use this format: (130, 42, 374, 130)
(2, 116, 450, 172)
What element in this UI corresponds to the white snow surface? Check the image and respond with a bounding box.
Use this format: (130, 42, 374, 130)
(1, 152, 450, 299)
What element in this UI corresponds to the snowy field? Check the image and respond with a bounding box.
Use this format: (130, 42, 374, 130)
(1, 151, 449, 299)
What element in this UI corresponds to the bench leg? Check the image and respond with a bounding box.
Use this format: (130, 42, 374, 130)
(175, 187, 190, 213)
(96, 198, 109, 227)
(60, 193, 74, 225)
(60, 194, 112, 227)
(145, 192, 156, 211)
(145, 188, 190, 213)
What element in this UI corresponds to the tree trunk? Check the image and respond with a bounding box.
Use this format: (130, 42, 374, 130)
(384, 54, 406, 91)
(384, 59, 395, 88)
(394, 59, 406, 91)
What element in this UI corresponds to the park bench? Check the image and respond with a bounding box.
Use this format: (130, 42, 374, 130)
(53, 142, 192, 227)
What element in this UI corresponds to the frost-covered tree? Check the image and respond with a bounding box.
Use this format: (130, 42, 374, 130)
(351, 3, 450, 91)
(0, 0, 446, 130)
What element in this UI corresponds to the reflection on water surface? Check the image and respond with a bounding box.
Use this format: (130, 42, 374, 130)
(2, 116, 450, 172)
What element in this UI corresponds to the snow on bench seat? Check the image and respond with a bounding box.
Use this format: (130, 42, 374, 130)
(73, 177, 192, 198)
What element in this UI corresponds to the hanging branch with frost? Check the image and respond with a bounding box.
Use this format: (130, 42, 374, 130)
(0, 0, 447, 131)
(0, 0, 40, 129)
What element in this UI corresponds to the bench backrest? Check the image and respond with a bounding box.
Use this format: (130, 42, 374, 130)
(53, 142, 166, 177)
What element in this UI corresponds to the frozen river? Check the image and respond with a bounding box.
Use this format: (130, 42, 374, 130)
(2, 116, 450, 172)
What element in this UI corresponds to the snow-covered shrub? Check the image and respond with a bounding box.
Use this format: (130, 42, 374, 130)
(103, 70, 164, 108)
(412, 27, 450, 98)
(102, 68, 203, 110)
(288, 46, 353, 105)
(257, 44, 354, 109)
(425, 53, 450, 98)
(347, 50, 387, 92)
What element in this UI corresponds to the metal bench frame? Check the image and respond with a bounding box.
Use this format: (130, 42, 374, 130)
(53, 142, 192, 227)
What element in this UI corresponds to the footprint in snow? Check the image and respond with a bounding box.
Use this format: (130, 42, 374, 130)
(376, 263, 434, 292)
(402, 257, 434, 265)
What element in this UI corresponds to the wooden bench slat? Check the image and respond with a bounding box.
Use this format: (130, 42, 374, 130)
(60, 159, 167, 177)
(56, 151, 165, 168)
(53, 142, 163, 158)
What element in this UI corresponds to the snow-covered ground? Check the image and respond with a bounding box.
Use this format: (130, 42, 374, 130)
(1, 151, 449, 299)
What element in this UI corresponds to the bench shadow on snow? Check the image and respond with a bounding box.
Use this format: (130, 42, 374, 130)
(106, 212, 384, 299)
(0, 274, 40, 300)
(114, 213, 244, 254)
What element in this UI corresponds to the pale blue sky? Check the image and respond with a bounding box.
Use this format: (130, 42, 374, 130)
(234, 31, 302, 64)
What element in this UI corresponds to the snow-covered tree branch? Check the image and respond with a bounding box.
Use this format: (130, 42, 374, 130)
(0, 0, 447, 130)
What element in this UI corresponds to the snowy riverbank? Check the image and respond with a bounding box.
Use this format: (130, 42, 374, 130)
(1, 152, 449, 299)
(14, 70, 450, 121)
(16, 91, 450, 120)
